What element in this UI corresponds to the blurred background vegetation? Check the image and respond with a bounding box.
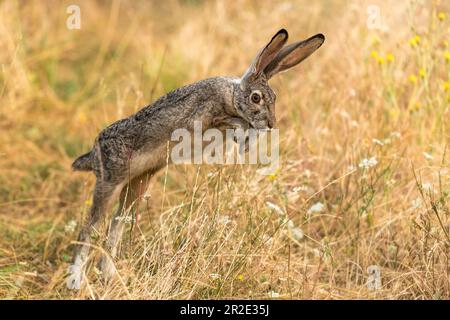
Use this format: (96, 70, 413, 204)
(0, 0, 449, 299)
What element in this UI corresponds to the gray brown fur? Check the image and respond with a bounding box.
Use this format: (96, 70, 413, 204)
(67, 29, 324, 289)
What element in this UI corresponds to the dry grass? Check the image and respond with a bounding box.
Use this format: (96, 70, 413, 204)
(0, 0, 449, 299)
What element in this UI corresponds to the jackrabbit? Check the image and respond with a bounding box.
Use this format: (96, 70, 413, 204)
(67, 28, 325, 289)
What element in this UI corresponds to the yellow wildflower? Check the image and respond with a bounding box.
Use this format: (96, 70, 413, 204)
(414, 102, 421, 110)
(389, 108, 400, 121)
(443, 81, 450, 91)
(408, 101, 421, 112)
(93, 267, 102, 275)
(437, 12, 446, 21)
(386, 53, 394, 63)
(371, 35, 381, 46)
(370, 50, 378, 59)
(408, 74, 418, 84)
(237, 274, 245, 281)
(419, 68, 426, 78)
(409, 35, 421, 47)
(377, 56, 385, 65)
(85, 199, 93, 207)
(268, 168, 281, 182)
(445, 52, 450, 62)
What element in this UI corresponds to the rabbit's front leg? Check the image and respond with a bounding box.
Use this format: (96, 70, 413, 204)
(219, 117, 251, 153)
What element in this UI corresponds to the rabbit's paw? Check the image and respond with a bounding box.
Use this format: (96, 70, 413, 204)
(99, 256, 116, 281)
(66, 264, 83, 290)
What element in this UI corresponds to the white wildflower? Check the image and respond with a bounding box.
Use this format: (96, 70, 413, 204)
(285, 219, 304, 241)
(340, 110, 350, 119)
(372, 138, 384, 146)
(304, 169, 312, 178)
(423, 152, 433, 160)
(320, 127, 330, 136)
(210, 273, 221, 280)
(218, 215, 231, 225)
(268, 290, 280, 298)
(266, 201, 285, 216)
(257, 165, 278, 176)
(422, 183, 432, 192)
(291, 227, 304, 241)
(358, 157, 378, 169)
(287, 219, 295, 229)
(386, 179, 396, 187)
(313, 248, 321, 257)
(292, 185, 308, 193)
(142, 192, 151, 201)
(390, 131, 401, 139)
(287, 192, 300, 202)
(307, 202, 325, 215)
(411, 198, 422, 209)
(64, 220, 77, 234)
(207, 171, 217, 178)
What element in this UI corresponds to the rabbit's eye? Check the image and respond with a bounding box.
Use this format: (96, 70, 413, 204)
(250, 92, 262, 104)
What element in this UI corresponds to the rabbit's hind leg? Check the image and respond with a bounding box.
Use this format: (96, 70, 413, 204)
(99, 172, 153, 281)
(67, 180, 123, 290)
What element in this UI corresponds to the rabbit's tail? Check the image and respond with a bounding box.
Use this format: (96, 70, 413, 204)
(72, 151, 93, 171)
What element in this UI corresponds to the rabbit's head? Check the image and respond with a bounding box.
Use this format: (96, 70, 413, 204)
(233, 29, 325, 130)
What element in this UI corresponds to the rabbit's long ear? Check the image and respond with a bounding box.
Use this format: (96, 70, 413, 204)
(263, 33, 325, 79)
(241, 29, 288, 85)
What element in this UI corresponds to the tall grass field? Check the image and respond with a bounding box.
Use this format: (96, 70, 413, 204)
(0, 0, 449, 299)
